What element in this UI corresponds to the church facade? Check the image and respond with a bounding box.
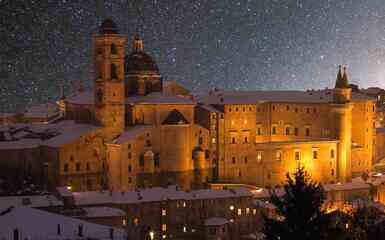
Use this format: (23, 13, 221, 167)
(0, 19, 376, 192)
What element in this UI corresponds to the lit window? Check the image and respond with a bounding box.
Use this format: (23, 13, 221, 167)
(183, 201, 186, 207)
(183, 226, 187, 233)
(244, 119, 247, 124)
(257, 151, 263, 163)
(212, 138, 216, 144)
(162, 209, 167, 216)
(237, 208, 242, 216)
(246, 208, 250, 215)
(295, 150, 300, 161)
(229, 205, 235, 211)
(162, 235, 167, 239)
(122, 219, 126, 226)
(276, 151, 282, 161)
(162, 224, 167, 232)
(133, 218, 139, 226)
(231, 120, 235, 126)
(253, 209, 257, 215)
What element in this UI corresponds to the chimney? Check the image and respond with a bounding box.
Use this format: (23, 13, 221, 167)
(78, 224, 83, 237)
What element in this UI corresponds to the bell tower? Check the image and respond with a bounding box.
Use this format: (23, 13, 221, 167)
(331, 65, 352, 182)
(93, 18, 126, 139)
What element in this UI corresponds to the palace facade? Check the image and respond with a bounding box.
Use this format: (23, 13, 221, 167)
(0, 19, 377, 192)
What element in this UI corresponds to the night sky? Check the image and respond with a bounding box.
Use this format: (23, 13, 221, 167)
(1, 0, 385, 112)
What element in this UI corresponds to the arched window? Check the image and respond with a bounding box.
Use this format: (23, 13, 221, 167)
(111, 64, 117, 79)
(111, 44, 117, 54)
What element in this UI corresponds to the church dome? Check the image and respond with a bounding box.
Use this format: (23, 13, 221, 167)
(124, 52, 160, 75)
(99, 18, 119, 34)
(124, 34, 160, 75)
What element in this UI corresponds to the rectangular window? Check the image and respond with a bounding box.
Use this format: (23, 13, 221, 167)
(128, 177, 132, 184)
(212, 137, 216, 144)
(146, 140, 151, 147)
(276, 151, 282, 161)
(237, 208, 242, 216)
(294, 128, 299, 136)
(272, 126, 277, 135)
(128, 165, 132, 172)
(257, 128, 261, 136)
(128, 152, 132, 159)
(295, 151, 300, 161)
(330, 149, 335, 159)
(257, 151, 263, 163)
(86, 162, 90, 171)
(305, 127, 310, 137)
(162, 224, 167, 232)
(162, 209, 167, 216)
(285, 127, 290, 135)
(232, 137, 236, 144)
(313, 150, 318, 159)
(64, 163, 68, 172)
(76, 162, 81, 171)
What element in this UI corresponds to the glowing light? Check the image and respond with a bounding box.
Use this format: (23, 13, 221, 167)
(229, 205, 234, 211)
(149, 231, 155, 240)
(66, 186, 72, 191)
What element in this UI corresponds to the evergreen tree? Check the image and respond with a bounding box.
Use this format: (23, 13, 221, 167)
(263, 167, 330, 240)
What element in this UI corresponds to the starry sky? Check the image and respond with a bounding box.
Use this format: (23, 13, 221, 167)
(1, 0, 385, 112)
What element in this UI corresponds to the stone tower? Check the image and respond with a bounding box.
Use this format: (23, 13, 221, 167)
(124, 34, 162, 96)
(93, 19, 126, 139)
(331, 65, 352, 182)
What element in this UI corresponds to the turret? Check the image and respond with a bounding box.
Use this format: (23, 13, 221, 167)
(331, 65, 353, 182)
(333, 65, 352, 104)
(93, 18, 126, 139)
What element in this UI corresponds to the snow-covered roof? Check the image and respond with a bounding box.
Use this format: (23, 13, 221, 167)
(323, 181, 370, 192)
(0, 195, 63, 212)
(0, 207, 126, 240)
(197, 104, 222, 113)
(376, 128, 385, 134)
(24, 103, 60, 119)
(198, 89, 374, 105)
(82, 207, 126, 218)
(0, 121, 100, 150)
(71, 186, 252, 206)
(66, 90, 194, 106)
(204, 217, 228, 226)
(110, 125, 152, 145)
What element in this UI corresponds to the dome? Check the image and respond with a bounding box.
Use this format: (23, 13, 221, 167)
(124, 51, 160, 75)
(99, 18, 119, 34)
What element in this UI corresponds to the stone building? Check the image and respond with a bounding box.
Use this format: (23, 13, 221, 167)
(0, 18, 378, 192)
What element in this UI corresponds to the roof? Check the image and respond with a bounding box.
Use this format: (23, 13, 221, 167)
(323, 181, 370, 192)
(198, 89, 374, 105)
(66, 90, 194, 105)
(377, 128, 385, 134)
(70, 186, 252, 206)
(162, 109, 189, 125)
(125, 51, 159, 74)
(0, 121, 100, 150)
(204, 217, 228, 226)
(24, 103, 60, 119)
(82, 207, 126, 218)
(0, 207, 126, 240)
(110, 125, 152, 145)
(99, 18, 119, 34)
(0, 195, 63, 211)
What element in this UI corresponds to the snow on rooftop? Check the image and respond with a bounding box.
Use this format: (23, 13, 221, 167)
(323, 181, 370, 192)
(199, 89, 374, 105)
(0, 195, 63, 212)
(24, 103, 60, 119)
(0, 207, 126, 240)
(82, 207, 126, 218)
(110, 125, 152, 145)
(0, 121, 100, 150)
(204, 217, 228, 226)
(71, 187, 251, 206)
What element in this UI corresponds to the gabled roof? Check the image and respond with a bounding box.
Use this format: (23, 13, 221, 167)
(162, 109, 189, 125)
